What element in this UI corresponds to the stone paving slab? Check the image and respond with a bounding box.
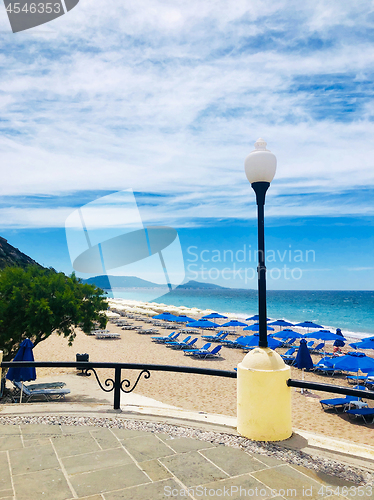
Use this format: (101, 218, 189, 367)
(0, 422, 369, 500)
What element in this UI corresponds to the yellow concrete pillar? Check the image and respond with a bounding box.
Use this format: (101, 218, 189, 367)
(237, 347, 292, 441)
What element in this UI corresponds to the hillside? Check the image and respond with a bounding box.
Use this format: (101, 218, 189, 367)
(0, 237, 42, 270)
(81, 276, 227, 290)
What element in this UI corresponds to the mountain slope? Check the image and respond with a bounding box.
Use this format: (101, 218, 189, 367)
(0, 237, 42, 270)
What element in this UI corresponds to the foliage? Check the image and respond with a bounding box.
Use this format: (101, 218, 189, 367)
(0, 265, 108, 361)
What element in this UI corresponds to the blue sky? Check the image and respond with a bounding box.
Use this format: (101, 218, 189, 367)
(0, 1, 373, 290)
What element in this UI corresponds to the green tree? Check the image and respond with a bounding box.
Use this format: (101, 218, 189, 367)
(0, 265, 108, 361)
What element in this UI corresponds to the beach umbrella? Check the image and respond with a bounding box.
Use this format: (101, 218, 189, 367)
(169, 315, 195, 323)
(268, 319, 294, 328)
(294, 321, 323, 330)
(304, 330, 346, 356)
(202, 313, 228, 320)
(6, 339, 36, 403)
(304, 330, 346, 341)
(293, 339, 314, 394)
(273, 330, 304, 340)
(333, 352, 374, 379)
(152, 312, 178, 321)
(243, 323, 274, 332)
(221, 320, 248, 328)
(246, 315, 270, 321)
(187, 319, 220, 329)
(350, 338, 374, 350)
(238, 335, 282, 349)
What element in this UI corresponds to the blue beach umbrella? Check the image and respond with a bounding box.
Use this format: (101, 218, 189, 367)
(304, 330, 346, 342)
(170, 315, 195, 323)
(293, 339, 314, 393)
(243, 323, 274, 332)
(273, 330, 304, 340)
(294, 339, 313, 371)
(350, 338, 374, 350)
(6, 339, 36, 403)
(202, 313, 228, 320)
(153, 312, 179, 321)
(221, 320, 248, 328)
(187, 319, 220, 329)
(294, 321, 323, 330)
(268, 319, 294, 328)
(246, 315, 270, 321)
(333, 352, 374, 376)
(238, 335, 282, 349)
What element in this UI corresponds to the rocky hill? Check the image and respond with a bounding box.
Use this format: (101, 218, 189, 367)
(0, 237, 41, 270)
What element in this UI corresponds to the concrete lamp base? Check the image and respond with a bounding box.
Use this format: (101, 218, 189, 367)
(237, 347, 292, 442)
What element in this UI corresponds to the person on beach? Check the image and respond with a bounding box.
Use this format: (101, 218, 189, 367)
(333, 328, 345, 354)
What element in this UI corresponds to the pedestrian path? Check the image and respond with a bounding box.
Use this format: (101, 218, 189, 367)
(0, 418, 370, 500)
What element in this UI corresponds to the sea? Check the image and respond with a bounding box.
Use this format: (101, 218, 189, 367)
(107, 289, 374, 340)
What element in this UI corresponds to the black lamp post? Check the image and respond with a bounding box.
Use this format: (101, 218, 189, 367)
(245, 139, 277, 348)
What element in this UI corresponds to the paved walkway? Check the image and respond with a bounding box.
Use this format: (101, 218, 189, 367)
(0, 418, 372, 500)
(1, 374, 373, 499)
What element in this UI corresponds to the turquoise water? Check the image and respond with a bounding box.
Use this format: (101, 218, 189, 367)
(109, 289, 374, 338)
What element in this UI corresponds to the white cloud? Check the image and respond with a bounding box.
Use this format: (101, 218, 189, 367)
(1, 0, 374, 227)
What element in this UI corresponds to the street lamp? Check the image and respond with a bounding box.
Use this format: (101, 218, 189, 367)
(244, 138, 276, 348)
(237, 138, 291, 442)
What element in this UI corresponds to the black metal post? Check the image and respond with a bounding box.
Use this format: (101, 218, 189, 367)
(113, 366, 121, 410)
(251, 181, 270, 348)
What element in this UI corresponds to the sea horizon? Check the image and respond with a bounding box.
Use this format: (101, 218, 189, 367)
(105, 288, 374, 340)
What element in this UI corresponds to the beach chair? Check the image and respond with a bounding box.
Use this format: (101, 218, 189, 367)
(306, 341, 315, 349)
(310, 342, 324, 354)
(221, 336, 246, 348)
(346, 371, 374, 385)
(346, 408, 374, 424)
(183, 343, 211, 356)
(11, 380, 70, 403)
(151, 332, 178, 343)
(192, 345, 222, 359)
(26, 381, 66, 390)
(282, 338, 297, 348)
(320, 385, 367, 413)
(281, 348, 296, 365)
(165, 336, 191, 348)
(175, 337, 198, 350)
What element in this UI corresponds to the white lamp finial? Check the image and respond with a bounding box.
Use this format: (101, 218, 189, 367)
(244, 138, 277, 184)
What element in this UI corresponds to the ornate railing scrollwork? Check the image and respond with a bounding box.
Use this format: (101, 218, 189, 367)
(120, 369, 151, 393)
(83, 367, 115, 393)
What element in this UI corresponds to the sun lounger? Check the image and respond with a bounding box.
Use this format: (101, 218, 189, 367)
(346, 407, 374, 424)
(202, 332, 226, 341)
(166, 336, 191, 348)
(191, 345, 222, 359)
(221, 336, 246, 348)
(26, 382, 66, 390)
(310, 342, 324, 354)
(11, 380, 70, 403)
(282, 338, 297, 348)
(151, 332, 178, 343)
(169, 337, 198, 350)
(320, 396, 357, 412)
(95, 332, 121, 339)
(281, 348, 296, 365)
(320, 385, 368, 412)
(183, 342, 211, 356)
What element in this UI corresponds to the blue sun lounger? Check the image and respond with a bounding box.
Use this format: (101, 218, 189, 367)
(166, 335, 191, 347)
(281, 348, 296, 365)
(191, 345, 222, 359)
(151, 332, 178, 343)
(346, 407, 374, 424)
(320, 385, 367, 412)
(183, 343, 211, 356)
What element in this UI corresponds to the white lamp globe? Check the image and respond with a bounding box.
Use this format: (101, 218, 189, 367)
(244, 138, 277, 184)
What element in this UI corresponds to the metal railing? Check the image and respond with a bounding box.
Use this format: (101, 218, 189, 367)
(0, 361, 236, 410)
(1, 361, 373, 410)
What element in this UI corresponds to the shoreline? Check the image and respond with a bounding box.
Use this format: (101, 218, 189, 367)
(107, 297, 372, 341)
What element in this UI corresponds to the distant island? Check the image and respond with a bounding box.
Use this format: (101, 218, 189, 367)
(81, 275, 227, 290)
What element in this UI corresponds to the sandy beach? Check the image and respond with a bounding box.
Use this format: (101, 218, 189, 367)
(24, 301, 373, 448)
